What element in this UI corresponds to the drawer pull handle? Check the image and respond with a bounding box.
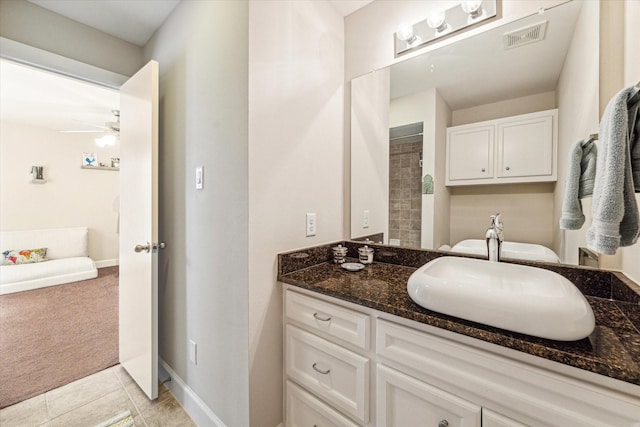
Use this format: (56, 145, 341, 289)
(313, 312, 331, 322)
(438, 420, 449, 427)
(312, 363, 330, 375)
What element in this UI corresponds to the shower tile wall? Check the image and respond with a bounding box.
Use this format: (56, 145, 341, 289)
(389, 141, 422, 248)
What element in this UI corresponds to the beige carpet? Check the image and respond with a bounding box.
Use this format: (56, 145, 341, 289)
(0, 267, 119, 408)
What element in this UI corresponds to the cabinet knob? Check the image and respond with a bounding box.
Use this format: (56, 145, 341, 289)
(312, 362, 331, 375)
(481, 168, 486, 172)
(438, 420, 449, 427)
(505, 166, 511, 171)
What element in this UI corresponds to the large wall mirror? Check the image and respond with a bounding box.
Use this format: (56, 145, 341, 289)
(351, 0, 599, 266)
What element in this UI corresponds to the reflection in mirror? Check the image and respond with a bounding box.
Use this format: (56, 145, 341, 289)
(351, 0, 599, 266)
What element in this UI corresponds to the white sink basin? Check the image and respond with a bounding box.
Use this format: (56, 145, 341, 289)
(450, 239, 561, 263)
(407, 257, 595, 341)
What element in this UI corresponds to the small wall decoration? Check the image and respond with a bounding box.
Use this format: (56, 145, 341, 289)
(111, 157, 120, 168)
(422, 174, 434, 194)
(83, 152, 97, 167)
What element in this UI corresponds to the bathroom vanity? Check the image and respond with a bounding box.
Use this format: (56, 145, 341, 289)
(279, 242, 640, 427)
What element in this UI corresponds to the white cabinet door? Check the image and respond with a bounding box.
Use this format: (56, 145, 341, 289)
(482, 409, 530, 427)
(286, 381, 360, 427)
(377, 364, 481, 427)
(446, 125, 494, 183)
(497, 114, 554, 179)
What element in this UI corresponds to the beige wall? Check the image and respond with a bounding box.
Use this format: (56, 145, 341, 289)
(452, 91, 557, 126)
(351, 69, 390, 241)
(248, 1, 345, 425)
(553, 0, 599, 264)
(0, 0, 143, 77)
(621, 0, 640, 283)
(433, 89, 451, 249)
(449, 183, 556, 247)
(0, 121, 120, 264)
(144, 1, 250, 425)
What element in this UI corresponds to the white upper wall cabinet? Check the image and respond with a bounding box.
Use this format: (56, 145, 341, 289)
(446, 109, 558, 186)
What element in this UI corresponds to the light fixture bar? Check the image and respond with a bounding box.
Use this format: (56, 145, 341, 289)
(394, 0, 498, 57)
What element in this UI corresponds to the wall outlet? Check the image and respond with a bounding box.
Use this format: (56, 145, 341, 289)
(306, 213, 317, 237)
(363, 210, 370, 228)
(189, 340, 197, 365)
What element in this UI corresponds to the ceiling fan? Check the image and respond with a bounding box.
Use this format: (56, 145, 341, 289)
(60, 109, 120, 146)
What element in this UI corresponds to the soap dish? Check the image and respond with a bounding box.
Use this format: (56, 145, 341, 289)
(341, 262, 365, 272)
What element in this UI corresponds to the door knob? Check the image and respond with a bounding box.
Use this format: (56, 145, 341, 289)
(134, 242, 150, 253)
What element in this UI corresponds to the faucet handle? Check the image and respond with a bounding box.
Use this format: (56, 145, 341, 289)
(494, 213, 503, 230)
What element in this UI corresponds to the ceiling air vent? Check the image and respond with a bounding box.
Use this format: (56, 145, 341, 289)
(503, 21, 548, 50)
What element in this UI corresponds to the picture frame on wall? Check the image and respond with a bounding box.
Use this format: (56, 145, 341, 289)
(83, 152, 97, 167)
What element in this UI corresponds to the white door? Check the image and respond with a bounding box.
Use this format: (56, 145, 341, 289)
(118, 60, 160, 400)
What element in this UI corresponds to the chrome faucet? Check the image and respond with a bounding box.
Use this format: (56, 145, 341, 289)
(485, 213, 504, 262)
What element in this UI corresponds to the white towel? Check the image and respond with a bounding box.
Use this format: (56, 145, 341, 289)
(560, 138, 597, 230)
(587, 86, 640, 254)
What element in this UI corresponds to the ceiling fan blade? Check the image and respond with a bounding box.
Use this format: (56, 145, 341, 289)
(71, 119, 109, 130)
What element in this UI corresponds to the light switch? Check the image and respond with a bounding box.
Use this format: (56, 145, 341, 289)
(306, 213, 317, 237)
(363, 210, 370, 228)
(189, 340, 197, 364)
(195, 166, 203, 190)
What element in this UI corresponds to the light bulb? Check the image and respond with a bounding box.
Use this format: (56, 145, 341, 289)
(95, 134, 118, 147)
(461, 0, 483, 17)
(396, 24, 416, 43)
(426, 10, 447, 32)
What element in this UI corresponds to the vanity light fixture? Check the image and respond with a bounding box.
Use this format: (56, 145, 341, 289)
(394, 0, 498, 57)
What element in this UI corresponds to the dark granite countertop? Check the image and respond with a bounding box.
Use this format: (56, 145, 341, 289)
(278, 242, 640, 388)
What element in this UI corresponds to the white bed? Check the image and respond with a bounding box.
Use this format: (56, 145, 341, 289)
(0, 227, 98, 295)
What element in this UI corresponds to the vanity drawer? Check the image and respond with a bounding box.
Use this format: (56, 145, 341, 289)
(377, 364, 481, 427)
(286, 324, 369, 423)
(286, 381, 360, 427)
(285, 289, 370, 350)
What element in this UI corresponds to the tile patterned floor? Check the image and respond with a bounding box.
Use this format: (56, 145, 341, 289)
(0, 365, 196, 427)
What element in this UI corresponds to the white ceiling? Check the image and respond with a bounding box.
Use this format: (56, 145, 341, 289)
(28, 0, 181, 46)
(329, 0, 374, 17)
(0, 59, 119, 133)
(28, 0, 372, 47)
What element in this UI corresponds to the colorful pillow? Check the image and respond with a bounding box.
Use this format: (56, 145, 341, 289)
(1, 248, 48, 266)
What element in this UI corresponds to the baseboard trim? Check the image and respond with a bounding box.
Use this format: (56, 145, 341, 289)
(95, 259, 118, 268)
(159, 359, 227, 427)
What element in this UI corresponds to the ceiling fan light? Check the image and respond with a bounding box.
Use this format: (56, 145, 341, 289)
(95, 133, 118, 147)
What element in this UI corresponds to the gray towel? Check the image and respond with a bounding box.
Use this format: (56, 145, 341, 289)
(587, 86, 640, 254)
(560, 138, 597, 230)
(630, 95, 640, 191)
